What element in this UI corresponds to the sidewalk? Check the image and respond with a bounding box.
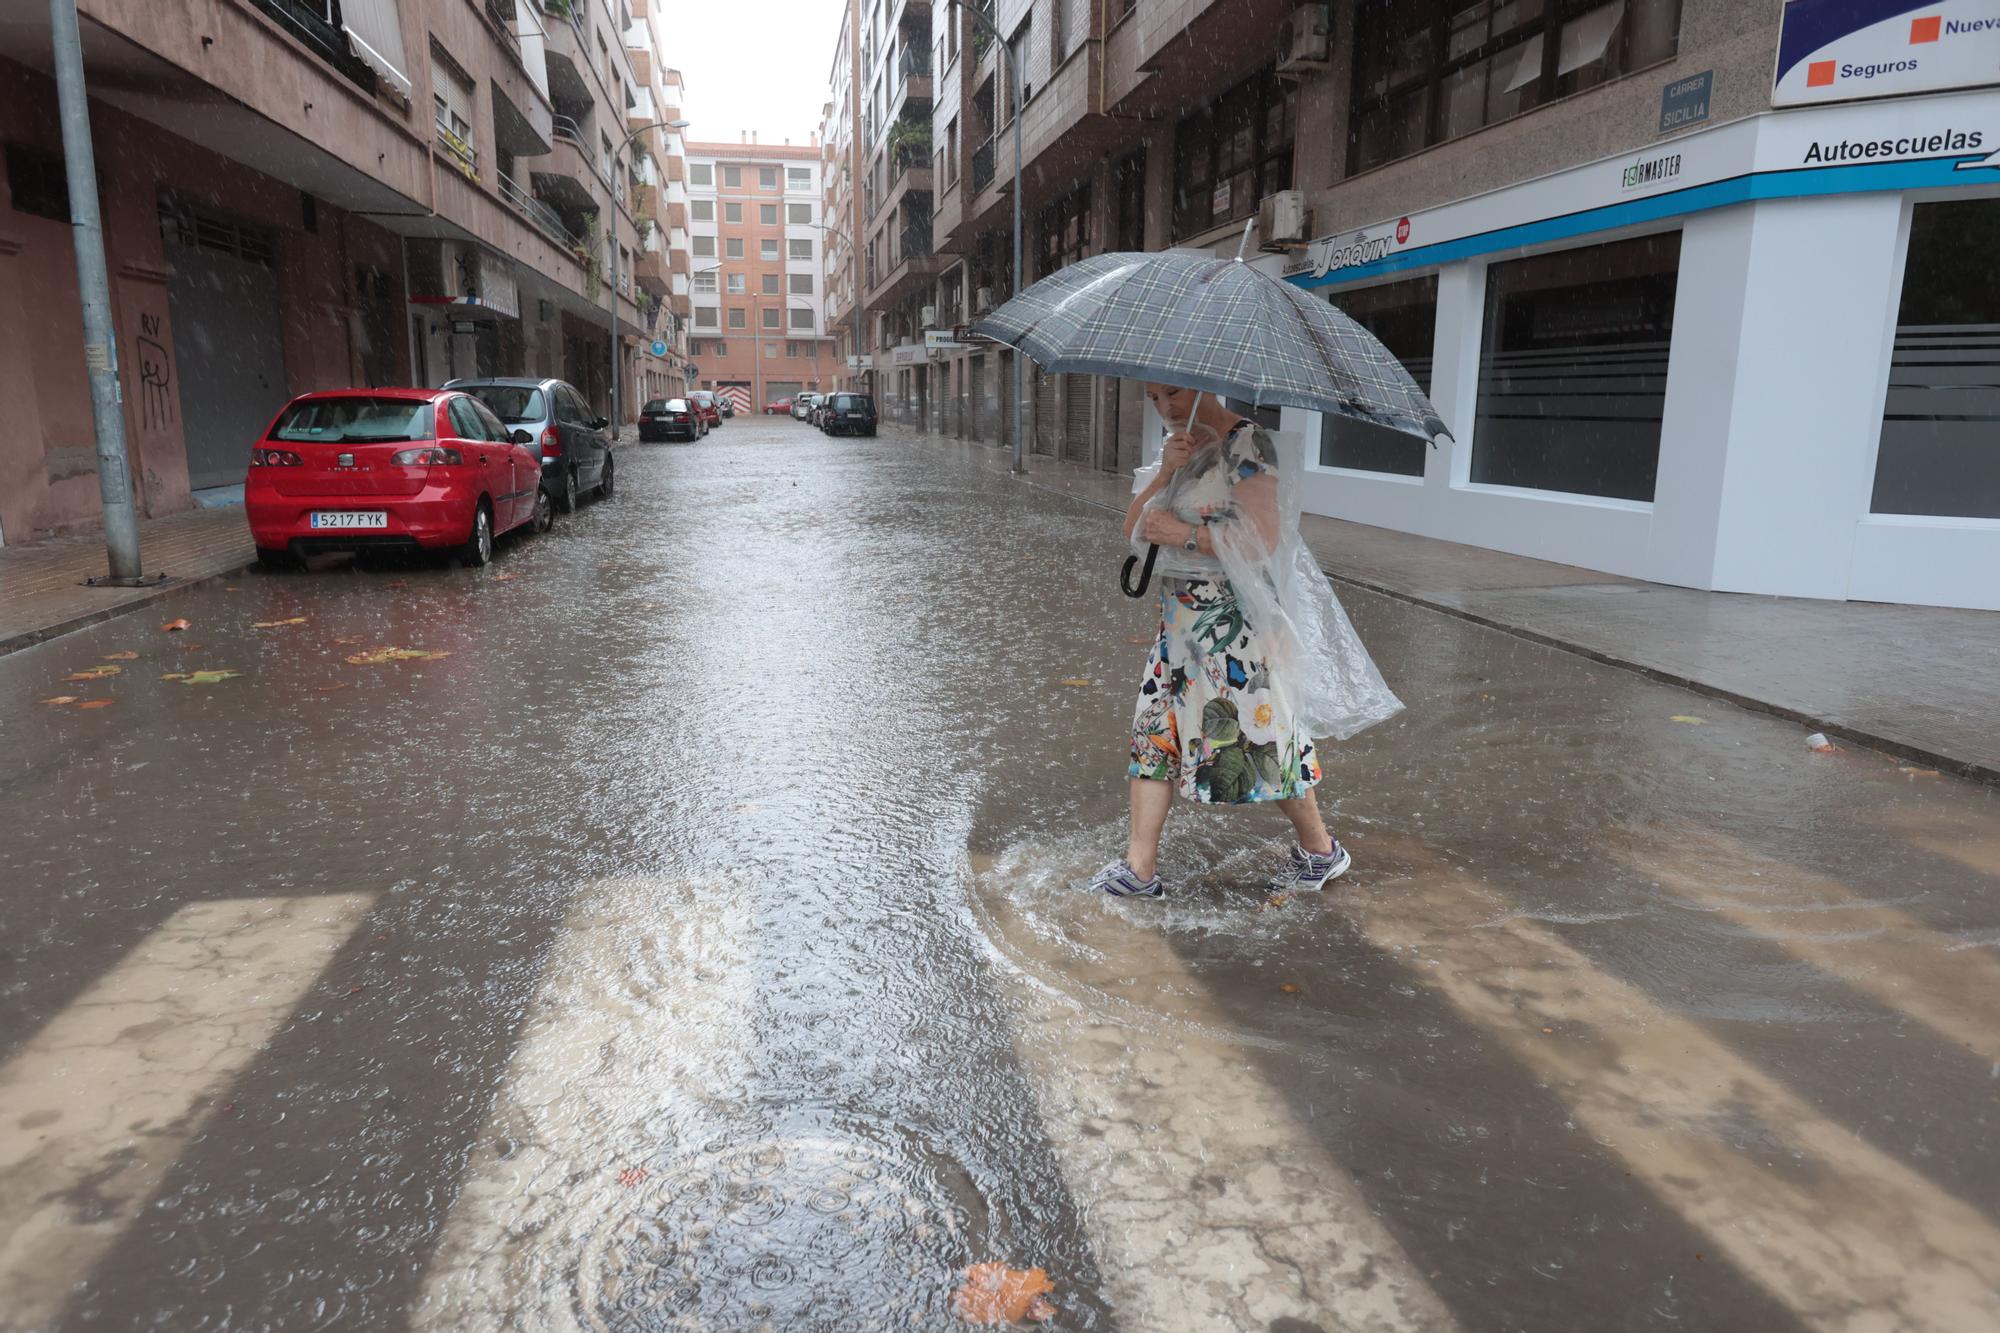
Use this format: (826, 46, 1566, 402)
(0, 506, 255, 656)
(890, 425, 2000, 785)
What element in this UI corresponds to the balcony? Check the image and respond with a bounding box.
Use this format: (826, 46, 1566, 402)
(634, 244, 669, 296)
(891, 44, 933, 117)
(535, 116, 610, 213)
(540, 0, 596, 111)
(971, 137, 995, 191)
(499, 167, 581, 248)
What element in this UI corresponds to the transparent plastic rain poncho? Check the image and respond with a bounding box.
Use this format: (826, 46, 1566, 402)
(1132, 422, 1403, 742)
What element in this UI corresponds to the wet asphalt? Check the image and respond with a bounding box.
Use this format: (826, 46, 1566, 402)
(2, 413, 1998, 1331)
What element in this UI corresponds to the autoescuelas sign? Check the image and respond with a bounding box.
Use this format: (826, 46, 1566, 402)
(1774, 0, 2000, 106)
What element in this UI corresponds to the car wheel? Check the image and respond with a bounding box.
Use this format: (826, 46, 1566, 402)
(531, 486, 554, 534)
(458, 501, 494, 567)
(597, 456, 615, 500)
(560, 467, 579, 514)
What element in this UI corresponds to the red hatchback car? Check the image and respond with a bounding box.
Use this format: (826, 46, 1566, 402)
(245, 388, 549, 567)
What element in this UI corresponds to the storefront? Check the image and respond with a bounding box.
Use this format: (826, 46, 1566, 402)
(1284, 82, 2000, 611)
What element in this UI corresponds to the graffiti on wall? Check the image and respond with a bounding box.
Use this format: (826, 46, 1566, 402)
(136, 313, 173, 430)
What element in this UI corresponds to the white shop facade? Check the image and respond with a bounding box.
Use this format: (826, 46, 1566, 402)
(1277, 86, 2000, 611)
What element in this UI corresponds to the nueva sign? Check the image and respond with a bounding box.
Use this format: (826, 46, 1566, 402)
(1775, 0, 2000, 106)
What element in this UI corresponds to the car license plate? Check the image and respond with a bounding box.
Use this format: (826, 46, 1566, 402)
(309, 511, 387, 529)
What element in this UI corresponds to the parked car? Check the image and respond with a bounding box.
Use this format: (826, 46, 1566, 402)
(246, 388, 548, 567)
(641, 397, 703, 442)
(763, 396, 794, 416)
(820, 391, 878, 437)
(688, 390, 722, 429)
(448, 376, 613, 514)
(792, 392, 822, 421)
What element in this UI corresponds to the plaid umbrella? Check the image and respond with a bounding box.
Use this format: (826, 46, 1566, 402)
(971, 250, 1451, 442)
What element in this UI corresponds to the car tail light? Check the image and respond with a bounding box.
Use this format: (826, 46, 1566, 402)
(251, 448, 303, 467)
(541, 425, 562, 461)
(389, 446, 463, 466)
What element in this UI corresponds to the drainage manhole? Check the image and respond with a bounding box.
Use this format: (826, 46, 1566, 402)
(574, 1128, 987, 1331)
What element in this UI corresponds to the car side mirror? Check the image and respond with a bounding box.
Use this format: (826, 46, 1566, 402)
(593, 416, 610, 430)
(511, 429, 533, 445)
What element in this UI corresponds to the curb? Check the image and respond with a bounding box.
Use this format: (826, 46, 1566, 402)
(0, 555, 259, 660)
(958, 443, 1998, 789)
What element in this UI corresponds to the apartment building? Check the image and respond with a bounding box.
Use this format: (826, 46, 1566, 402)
(0, 0, 690, 547)
(821, 9, 866, 390)
(685, 139, 840, 410)
(830, 0, 1999, 611)
(624, 6, 695, 409)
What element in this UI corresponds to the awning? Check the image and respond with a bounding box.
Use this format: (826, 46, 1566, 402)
(342, 0, 413, 98)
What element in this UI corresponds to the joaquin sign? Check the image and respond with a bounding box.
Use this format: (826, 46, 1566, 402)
(1774, 0, 2000, 106)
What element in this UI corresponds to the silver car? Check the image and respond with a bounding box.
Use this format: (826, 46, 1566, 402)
(792, 392, 822, 422)
(446, 376, 615, 513)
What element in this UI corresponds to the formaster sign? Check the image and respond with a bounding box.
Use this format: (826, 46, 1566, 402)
(1774, 0, 2000, 106)
(1288, 87, 2000, 292)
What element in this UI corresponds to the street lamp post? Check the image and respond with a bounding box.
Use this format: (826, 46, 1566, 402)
(948, 0, 1025, 474)
(608, 117, 691, 440)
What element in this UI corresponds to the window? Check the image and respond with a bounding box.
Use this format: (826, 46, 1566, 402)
(760, 167, 778, 189)
(790, 238, 814, 260)
(757, 273, 777, 295)
(761, 203, 778, 225)
(761, 239, 780, 259)
(789, 307, 813, 330)
(728, 307, 746, 329)
(1114, 151, 1146, 250)
(723, 165, 742, 187)
(1871, 198, 2000, 519)
(763, 307, 781, 329)
(1037, 184, 1091, 276)
(790, 273, 814, 294)
(727, 272, 746, 293)
(787, 340, 804, 357)
(1349, 0, 1684, 175)
(5, 145, 68, 222)
(693, 235, 716, 257)
(430, 54, 475, 166)
(788, 166, 811, 188)
(725, 201, 743, 223)
(1474, 231, 1682, 502)
(726, 238, 744, 258)
(1173, 68, 1295, 239)
(713, 340, 728, 355)
(690, 163, 714, 185)
(1321, 277, 1438, 475)
(695, 307, 719, 327)
(692, 199, 715, 221)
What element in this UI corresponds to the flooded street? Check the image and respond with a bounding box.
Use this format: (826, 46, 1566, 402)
(4, 415, 1998, 1331)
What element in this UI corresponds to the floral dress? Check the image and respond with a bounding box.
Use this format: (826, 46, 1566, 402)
(1127, 424, 1322, 804)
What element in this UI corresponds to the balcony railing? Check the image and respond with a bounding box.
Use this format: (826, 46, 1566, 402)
(898, 45, 933, 79)
(499, 168, 582, 248)
(899, 218, 933, 262)
(542, 0, 588, 43)
(552, 114, 587, 150)
(972, 137, 995, 191)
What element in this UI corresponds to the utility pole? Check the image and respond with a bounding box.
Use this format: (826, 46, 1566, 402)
(950, 0, 1025, 473)
(51, 0, 145, 582)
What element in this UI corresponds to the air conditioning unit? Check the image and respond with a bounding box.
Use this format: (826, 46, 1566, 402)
(1258, 189, 1310, 248)
(1276, 4, 1333, 76)
(921, 304, 937, 325)
(973, 286, 994, 314)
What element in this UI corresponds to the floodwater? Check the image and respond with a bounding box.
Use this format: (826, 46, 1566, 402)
(2, 413, 1997, 1331)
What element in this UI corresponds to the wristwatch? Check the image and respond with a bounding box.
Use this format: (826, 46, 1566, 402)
(1183, 521, 1202, 553)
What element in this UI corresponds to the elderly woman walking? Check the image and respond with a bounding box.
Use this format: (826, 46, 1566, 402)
(1090, 382, 1403, 901)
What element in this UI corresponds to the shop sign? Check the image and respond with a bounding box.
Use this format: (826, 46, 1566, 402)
(1287, 216, 1411, 280)
(1620, 148, 1686, 192)
(924, 329, 967, 350)
(891, 344, 927, 366)
(1659, 70, 1713, 134)
(847, 355, 875, 369)
(1774, 0, 2000, 107)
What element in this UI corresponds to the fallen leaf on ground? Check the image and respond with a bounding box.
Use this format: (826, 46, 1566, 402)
(332, 636, 363, 645)
(1900, 766, 1939, 777)
(1263, 894, 1289, 910)
(160, 673, 187, 681)
(41, 696, 79, 706)
(952, 1264, 1056, 1324)
(345, 647, 450, 665)
(76, 699, 115, 710)
(161, 618, 190, 632)
(169, 669, 243, 686)
(1059, 678, 1094, 688)
(225, 586, 239, 592)
(617, 1167, 649, 1187)
(1669, 715, 1705, 725)
(1126, 636, 1152, 645)
(316, 683, 351, 693)
(65, 665, 122, 681)
(493, 572, 520, 581)
(102, 650, 138, 661)
(252, 617, 309, 628)
(1279, 983, 1302, 994)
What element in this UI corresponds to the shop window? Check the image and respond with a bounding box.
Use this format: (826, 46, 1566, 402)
(1350, 0, 1683, 176)
(1321, 275, 1438, 475)
(1473, 231, 1680, 502)
(1871, 198, 2000, 520)
(1172, 68, 1295, 240)
(6, 145, 69, 223)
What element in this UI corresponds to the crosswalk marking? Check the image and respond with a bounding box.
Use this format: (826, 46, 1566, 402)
(0, 893, 374, 1331)
(1353, 833, 2000, 1332)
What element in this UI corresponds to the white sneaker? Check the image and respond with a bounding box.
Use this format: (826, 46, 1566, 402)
(1268, 842, 1352, 893)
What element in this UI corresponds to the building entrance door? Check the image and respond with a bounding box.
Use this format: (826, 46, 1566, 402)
(161, 204, 288, 491)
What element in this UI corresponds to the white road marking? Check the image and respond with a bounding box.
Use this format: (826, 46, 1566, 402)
(0, 893, 374, 1332)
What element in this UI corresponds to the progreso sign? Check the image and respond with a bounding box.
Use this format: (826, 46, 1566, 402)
(1775, 0, 2000, 106)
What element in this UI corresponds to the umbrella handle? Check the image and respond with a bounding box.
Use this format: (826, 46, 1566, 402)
(1121, 544, 1160, 599)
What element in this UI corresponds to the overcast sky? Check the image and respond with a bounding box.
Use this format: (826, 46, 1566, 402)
(657, 0, 844, 148)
